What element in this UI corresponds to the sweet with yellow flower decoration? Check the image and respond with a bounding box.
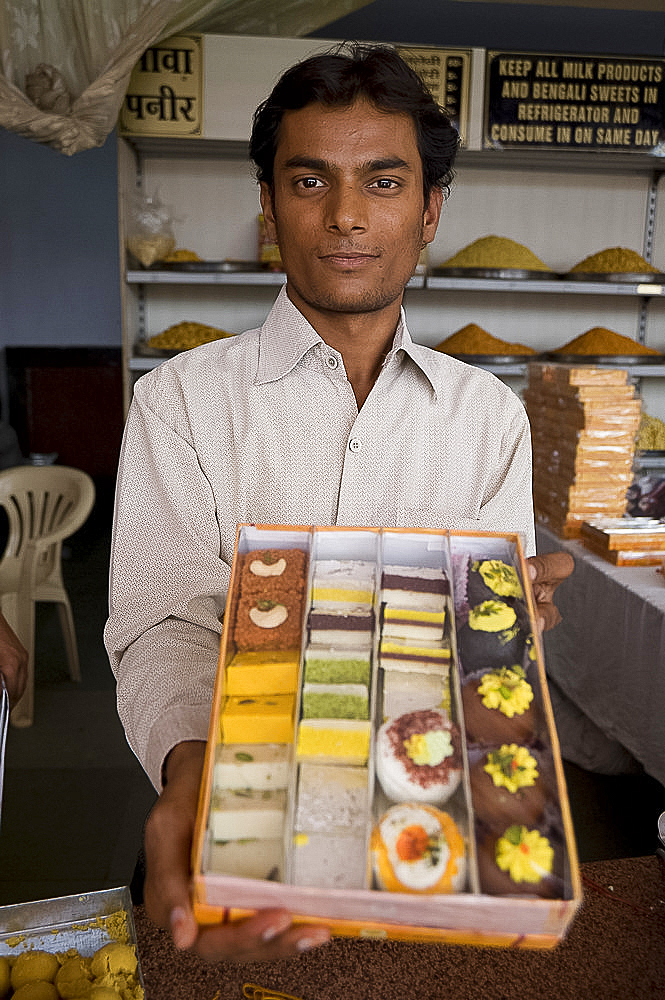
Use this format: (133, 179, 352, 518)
(469, 744, 549, 829)
(461, 667, 537, 746)
(477, 823, 561, 897)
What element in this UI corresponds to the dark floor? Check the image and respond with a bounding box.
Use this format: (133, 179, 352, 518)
(0, 486, 664, 906)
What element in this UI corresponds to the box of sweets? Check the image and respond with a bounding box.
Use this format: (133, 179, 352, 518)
(191, 524, 581, 947)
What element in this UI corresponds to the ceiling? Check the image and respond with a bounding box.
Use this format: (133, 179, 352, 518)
(451, 0, 664, 9)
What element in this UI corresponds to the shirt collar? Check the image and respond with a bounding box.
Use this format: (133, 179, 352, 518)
(256, 283, 439, 397)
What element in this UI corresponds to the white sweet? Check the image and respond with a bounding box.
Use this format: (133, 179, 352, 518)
(208, 839, 283, 880)
(382, 669, 446, 720)
(213, 743, 290, 791)
(295, 762, 369, 833)
(376, 710, 461, 804)
(210, 789, 286, 841)
(292, 832, 368, 889)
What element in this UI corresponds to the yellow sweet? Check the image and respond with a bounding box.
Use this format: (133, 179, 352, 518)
(475, 560, 524, 599)
(484, 744, 539, 793)
(495, 825, 554, 883)
(12, 984, 59, 1000)
(225, 650, 300, 696)
(90, 943, 137, 979)
(54, 956, 93, 998)
(468, 600, 517, 633)
(220, 694, 295, 743)
(11, 951, 59, 990)
(296, 719, 370, 765)
(478, 667, 534, 718)
(0, 956, 10, 997)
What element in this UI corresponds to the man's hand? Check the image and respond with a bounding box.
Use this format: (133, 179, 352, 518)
(143, 740, 331, 963)
(526, 551, 574, 632)
(0, 612, 28, 706)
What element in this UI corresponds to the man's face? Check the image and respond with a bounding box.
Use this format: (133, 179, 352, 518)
(260, 98, 442, 321)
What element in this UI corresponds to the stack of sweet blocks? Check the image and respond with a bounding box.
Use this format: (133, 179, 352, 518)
(524, 362, 641, 538)
(210, 548, 308, 880)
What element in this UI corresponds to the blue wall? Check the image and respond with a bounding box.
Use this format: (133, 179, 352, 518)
(1, 1, 664, 362)
(0, 128, 121, 349)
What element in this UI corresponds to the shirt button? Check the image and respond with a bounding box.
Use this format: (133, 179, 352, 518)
(326, 355, 339, 370)
(348, 438, 362, 453)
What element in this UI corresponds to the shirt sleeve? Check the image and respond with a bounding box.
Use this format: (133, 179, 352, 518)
(477, 390, 536, 557)
(104, 374, 230, 790)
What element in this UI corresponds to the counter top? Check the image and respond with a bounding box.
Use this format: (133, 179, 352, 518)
(133, 855, 665, 1000)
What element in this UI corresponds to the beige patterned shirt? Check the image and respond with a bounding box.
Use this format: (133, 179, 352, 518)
(105, 287, 534, 788)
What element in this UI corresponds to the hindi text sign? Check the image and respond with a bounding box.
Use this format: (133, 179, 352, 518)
(120, 35, 202, 138)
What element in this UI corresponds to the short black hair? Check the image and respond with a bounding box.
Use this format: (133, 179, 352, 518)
(250, 43, 459, 202)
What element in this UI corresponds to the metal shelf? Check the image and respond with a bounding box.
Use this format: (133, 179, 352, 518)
(424, 276, 665, 296)
(126, 269, 662, 296)
(126, 270, 426, 288)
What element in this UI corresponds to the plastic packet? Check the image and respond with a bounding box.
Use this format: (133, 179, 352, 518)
(125, 189, 176, 267)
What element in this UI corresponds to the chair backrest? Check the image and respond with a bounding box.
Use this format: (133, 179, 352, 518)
(0, 465, 96, 566)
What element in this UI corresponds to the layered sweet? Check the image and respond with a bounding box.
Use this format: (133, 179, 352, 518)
(379, 564, 452, 742)
(301, 682, 369, 720)
(213, 743, 291, 791)
(296, 718, 371, 765)
(209, 739, 291, 879)
(310, 558, 376, 608)
(210, 548, 309, 879)
(308, 607, 375, 648)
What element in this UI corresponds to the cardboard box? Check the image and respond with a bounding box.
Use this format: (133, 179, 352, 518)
(192, 526, 581, 947)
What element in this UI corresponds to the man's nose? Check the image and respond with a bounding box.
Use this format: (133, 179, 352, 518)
(325, 183, 367, 233)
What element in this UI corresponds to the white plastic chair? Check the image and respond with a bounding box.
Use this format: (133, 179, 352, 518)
(0, 465, 96, 726)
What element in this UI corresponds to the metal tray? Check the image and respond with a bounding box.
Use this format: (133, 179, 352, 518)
(431, 266, 559, 280)
(562, 271, 665, 283)
(543, 353, 665, 365)
(0, 887, 143, 988)
(144, 259, 271, 273)
(445, 353, 543, 364)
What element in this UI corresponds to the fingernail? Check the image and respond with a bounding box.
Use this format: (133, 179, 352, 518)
(170, 906, 192, 949)
(296, 931, 330, 952)
(262, 915, 292, 942)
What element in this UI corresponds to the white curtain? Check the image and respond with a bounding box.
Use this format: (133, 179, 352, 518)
(0, 0, 373, 155)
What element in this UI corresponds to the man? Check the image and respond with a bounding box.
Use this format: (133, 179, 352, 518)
(105, 44, 573, 964)
(0, 612, 27, 707)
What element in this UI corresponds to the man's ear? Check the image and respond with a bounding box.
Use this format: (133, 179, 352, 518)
(423, 186, 443, 244)
(260, 182, 278, 242)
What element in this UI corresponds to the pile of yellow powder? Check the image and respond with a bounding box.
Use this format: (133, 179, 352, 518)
(551, 326, 660, 356)
(434, 323, 538, 356)
(439, 235, 552, 271)
(569, 247, 659, 274)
